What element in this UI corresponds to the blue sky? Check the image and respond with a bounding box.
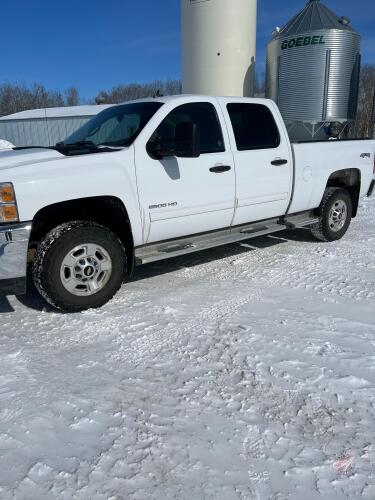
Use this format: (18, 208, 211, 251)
(1, 0, 374, 100)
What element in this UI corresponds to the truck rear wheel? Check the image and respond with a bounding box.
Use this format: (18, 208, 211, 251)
(311, 187, 352, 242)
(32, 221, 127, 312)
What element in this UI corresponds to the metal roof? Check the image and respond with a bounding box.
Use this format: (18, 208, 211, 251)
(0, 104, 110, 121)
(275, 0, 358, 38)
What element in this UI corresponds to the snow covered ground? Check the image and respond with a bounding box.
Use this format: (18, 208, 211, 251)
(1, 197, 375, 500)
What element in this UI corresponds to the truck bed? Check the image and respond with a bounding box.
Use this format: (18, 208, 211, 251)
(289, 139, 375, 215)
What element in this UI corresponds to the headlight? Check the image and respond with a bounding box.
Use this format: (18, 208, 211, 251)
(0, 183, 19, 222)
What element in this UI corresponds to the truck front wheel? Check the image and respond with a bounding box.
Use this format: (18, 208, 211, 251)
(311, 187, 353, 242)
(32, 221, 127, 312)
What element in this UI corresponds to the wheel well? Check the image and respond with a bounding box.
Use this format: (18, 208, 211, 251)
(326, 169, 361, 217)
(30, 196, 134, 275)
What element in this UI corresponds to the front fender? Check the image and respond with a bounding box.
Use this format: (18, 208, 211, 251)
(1, 148, 144, 246)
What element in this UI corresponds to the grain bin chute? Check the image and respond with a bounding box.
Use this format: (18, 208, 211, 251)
(182, 0, 257, 97)
(266, 0, 361, 141)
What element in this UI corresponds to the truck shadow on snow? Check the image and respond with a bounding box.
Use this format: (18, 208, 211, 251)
(0, 229, 316, 314)
(132, 228, 316, 284)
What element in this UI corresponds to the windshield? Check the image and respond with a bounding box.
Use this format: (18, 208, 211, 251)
(63, 101, 164, 147)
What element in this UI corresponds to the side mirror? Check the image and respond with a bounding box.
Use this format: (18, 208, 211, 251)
(147, 122, 201, 159)
(147, 138, 176, 159)
(174, 122, 201, 158)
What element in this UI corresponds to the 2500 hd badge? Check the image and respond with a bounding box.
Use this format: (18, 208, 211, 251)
(149, 202, 178, 210)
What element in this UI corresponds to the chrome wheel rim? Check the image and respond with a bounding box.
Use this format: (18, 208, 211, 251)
(328, 199, 347, 232)
(60, 243, 112, 296)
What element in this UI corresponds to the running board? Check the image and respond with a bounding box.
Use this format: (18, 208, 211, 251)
(135, 213, 318, 265)
(282, 213, 319, 229)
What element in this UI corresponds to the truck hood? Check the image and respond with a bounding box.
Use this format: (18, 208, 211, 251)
(1, 145, 137, 226)
(0, 148, 64, 171)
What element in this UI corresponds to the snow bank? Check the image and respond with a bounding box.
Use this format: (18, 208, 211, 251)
(0, 139, 14, 150)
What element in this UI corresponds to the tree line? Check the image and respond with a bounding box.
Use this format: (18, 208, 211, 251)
(0, 67, 373, 138)
(0, 79, 181, 117)
(94, 79, 181, 104)
(0, 84, 80, 117)
(349, 65, 375, 139)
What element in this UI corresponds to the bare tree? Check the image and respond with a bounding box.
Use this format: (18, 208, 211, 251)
(0, 83, 68, 117)
(351, 64, 375, 139)
(65, 87, 80, 107)
(94, 79, 182, 104)
(0, 83, 83, 117)
(165, 78, 182, 96)
(254, 70, 266, 96)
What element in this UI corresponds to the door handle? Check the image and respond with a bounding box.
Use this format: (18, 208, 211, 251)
(271, 159, 288, 166)
(209, 165, 232, 173)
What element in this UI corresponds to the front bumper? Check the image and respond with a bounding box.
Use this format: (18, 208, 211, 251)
(0, 222, 31, 296)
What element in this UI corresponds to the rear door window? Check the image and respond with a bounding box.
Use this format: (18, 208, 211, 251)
(227, 103, 280, 151)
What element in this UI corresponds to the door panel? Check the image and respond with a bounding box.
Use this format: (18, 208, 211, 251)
(232, 149, 291, 225)
(220, 99, 292, 226)
(135, 99, 236, 244)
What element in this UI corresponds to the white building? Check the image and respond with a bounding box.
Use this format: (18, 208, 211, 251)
(0, 105, 110, 148)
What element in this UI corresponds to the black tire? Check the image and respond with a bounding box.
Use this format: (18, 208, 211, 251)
(32, 221, 127, 312)
(311, 187, 353, 242)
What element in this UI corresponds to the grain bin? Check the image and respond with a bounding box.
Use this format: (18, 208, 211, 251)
(182, 0, 257, 97)
(266, 0, 361, 141)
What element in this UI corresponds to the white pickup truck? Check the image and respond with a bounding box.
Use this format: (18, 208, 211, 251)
(0, 95, 374, 311)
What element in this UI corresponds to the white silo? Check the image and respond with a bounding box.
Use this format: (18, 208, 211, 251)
(181, 0, 257, 97)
